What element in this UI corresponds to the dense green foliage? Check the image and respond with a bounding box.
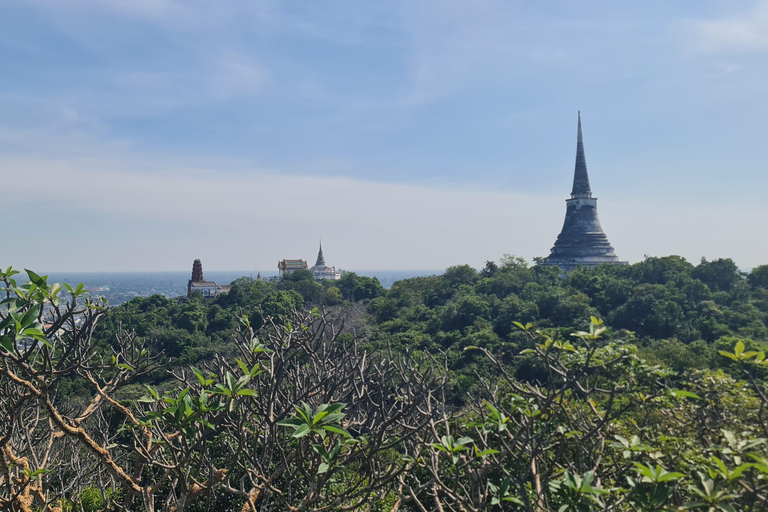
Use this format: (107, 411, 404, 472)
(5, 258, 768, 512)
(93, 271, 384, 366)
(94, 256, 768, 389)
(362, 257, 768, 393)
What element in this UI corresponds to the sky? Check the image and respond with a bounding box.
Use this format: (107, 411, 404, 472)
(1, 0, 767, 272)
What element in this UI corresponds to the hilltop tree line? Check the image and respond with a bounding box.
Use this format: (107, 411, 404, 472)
(2, 256, 768, 511)
(96, 256, 768, 378)
(363, 256, 768, 395)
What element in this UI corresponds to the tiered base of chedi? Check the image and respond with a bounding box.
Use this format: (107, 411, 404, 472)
(539, 112, 627, 273)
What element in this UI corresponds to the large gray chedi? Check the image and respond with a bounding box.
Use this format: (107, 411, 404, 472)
(540, 112, 627, 273)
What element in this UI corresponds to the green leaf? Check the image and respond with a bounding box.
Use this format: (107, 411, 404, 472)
(144, 385, 159, 400)
(292, 424, 312, 438)
(19, 305, 40, 328)
(0, 335, 13, 352)
(658, 471, 685, 482)
(235, 358, 249, 376)
(454, 436, 474, 448)
(0, 314, 14, 332)
(670, 389, 702, 400)
(317, 462, 330, 474)
(312, 443, 329, 459)
(294, 403, 312, 423)
(322, 425, 352, 438)
(276, 418, 302, 427)
(25, 269, 47, 287)
(191, 366, 204, 382)
(22, 328, 51, 348)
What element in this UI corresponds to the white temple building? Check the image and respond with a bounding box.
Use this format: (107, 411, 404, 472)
(310, 241, 341, 281)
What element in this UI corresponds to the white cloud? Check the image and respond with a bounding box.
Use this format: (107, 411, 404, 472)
(0, 155, 559, 271)
(690, 1, 768, 53)
(2, 155, 767, 272)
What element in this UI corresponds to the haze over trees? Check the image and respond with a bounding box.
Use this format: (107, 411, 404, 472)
(3, 256, 768, 511)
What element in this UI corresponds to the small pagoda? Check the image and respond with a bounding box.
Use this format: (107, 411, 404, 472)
(310, 241, 341, 281)
(539, 112, 627, 273)
(187, 259, 231, 297)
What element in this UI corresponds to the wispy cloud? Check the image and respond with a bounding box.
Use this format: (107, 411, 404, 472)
(689, 1, 768, 53)
(3, 154, 767, 272)
(0, 155, 562, 271)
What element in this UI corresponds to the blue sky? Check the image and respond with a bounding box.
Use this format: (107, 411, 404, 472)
(1, 0, 767, 271)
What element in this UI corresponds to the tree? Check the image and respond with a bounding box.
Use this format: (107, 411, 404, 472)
(259, 290, 304, 322)
(0, 268, 161, 512)
(443, 265, 479, 287)
(150, 308, 443, 511)
(281, 268, 314, 283)
(748, 264, 768, 290)
(692, 258, 743, 292)
(480, 261, 498, 278)
(1, 267, 443, 512)
(397, 319, 768, 511)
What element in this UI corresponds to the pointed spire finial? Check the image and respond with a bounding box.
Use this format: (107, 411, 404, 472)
(571, 111, 592, 198)
(578, 110, 582, 141)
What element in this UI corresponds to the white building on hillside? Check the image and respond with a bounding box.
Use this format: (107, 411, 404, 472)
(310, 242, 341, 281)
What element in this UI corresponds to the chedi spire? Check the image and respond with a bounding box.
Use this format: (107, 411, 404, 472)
(315, 240, 326, 268)
(571, 111, 592, 199)
(539, 113, 627, 273)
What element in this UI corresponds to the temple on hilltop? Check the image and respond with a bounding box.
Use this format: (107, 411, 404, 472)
(278, 259, 308, 278)
(187, 259, 231, 297)
(539, 112, 627, 273)
(310, 241, 342, 281)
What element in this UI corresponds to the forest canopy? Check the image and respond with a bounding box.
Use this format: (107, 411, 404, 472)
(3, 256, 768, 511)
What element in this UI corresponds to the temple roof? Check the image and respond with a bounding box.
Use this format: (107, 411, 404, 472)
(278, 259, 308, 270)
(571, 111, 593, 199)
